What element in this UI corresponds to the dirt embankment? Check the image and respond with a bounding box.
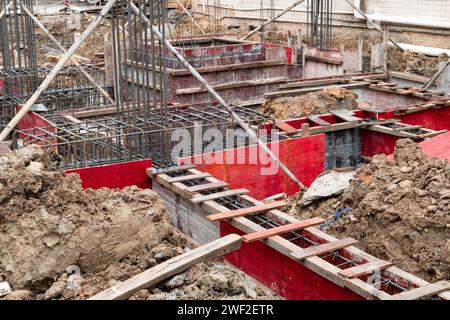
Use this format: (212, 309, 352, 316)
(35, 13, 111, 66)
(387, 48, 440, 78)
(0, 146, 277, 300)
(262, 88, 358, 120)
(288, 139, 450, 282)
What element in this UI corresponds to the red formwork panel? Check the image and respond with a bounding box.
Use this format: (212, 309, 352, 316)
(360, 129, 399, 157)
(221, 222, 363, 300)
(180, 135, 326, 200)
(66, 159, 152, 190)
(419, 132, 450, 161)
(361, 106, 450, 157)
(18, 111, 53, 132)
(397, 107, 450, 131)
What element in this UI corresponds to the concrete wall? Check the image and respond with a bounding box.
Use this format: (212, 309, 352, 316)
(153, 181, 220, 244)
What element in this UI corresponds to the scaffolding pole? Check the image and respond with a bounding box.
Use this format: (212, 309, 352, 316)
(0, 0, 118, 142)
(130, 2, 307, 190)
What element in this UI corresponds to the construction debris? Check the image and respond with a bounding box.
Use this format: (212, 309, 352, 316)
(288, 139, 450, 282)
(262, 88, 358, 120)
(299, 170, 356, 206)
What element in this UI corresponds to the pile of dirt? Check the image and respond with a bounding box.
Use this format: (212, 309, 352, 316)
(0, 146, 277, 300)
(387, 48, 439, 78)
(0, 145, 171, 291)
(262, 88, 358, 120)
(288, 139, 450, 282)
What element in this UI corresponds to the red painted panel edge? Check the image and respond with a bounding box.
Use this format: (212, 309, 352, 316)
(66, 159, 152, 190)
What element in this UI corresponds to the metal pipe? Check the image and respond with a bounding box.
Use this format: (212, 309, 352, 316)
(353, 0, 450, 30)
(0, 0, 118, 142)
(130, 1, 307, 190)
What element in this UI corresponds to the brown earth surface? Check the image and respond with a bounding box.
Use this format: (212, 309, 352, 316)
(0, 146, 278, 300)
(287, 139, 450, 282)
(262, 88, 358, 120)
(35, 13, 111, 66)
(387, 48, 439, 78)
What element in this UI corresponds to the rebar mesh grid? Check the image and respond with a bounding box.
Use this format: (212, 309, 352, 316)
(0, 64, 112, 113)
(14, 104, 272, 169)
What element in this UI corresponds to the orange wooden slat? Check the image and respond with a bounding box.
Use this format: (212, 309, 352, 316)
(185, 181, 229, 194)
(207, 201, 287, 222)
(242, 217, 325, 243)
(338, 260, 393, 278)
(274, 119, 298, 134)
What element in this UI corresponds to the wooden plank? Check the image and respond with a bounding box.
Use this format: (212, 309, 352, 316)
(185, 181, 229, 194)
(147, 164, 196, 176)
(394, 103, 438, 116)
(280, 78, 343, 89)
(292, 121, 361, 137)
(305, 54, 343, 65)
(291, 237, 359, 261)
(176, 77, 287, 95)
(265, 82, 371, 99)
(366, 125, 420, 139)
(419, 129, 448, 139)
(167, 172, 211, 183)
(307, 115, 331, 126)
(89, 234, 242, 300)
(392, 124, 422, 131)
(329, 109, 362, 122)
(171, 60, 286, 76)
(191, 189, 249, 204)
(207, 201, 287, 222)
(274, 119, 298, 134)
(338, 260, 394, 278)
(242, 217, 325, 243)
(387, 281, 450, 300)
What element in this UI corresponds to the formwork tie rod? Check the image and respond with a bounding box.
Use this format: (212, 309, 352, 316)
(0, 0, 118, 143)
(129, 2, 307, 191)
